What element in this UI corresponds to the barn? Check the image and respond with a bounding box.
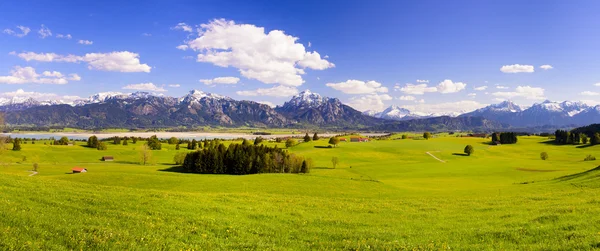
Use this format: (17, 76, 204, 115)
(72, 167, 87, 173)
(102, 156, 114, 161)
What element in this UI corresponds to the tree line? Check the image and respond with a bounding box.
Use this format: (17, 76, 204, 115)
(554, 129, 598, 145)
(491, 132, 518, 144)
(182, 142, 312, 175)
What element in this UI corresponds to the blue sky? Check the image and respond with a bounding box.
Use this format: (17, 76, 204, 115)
(2, 0, 600, 114)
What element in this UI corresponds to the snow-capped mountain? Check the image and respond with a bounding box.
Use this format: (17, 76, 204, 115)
(277, 90, 329, 109)
(364, 105, 422, 121)
(179, 90, 231, 104)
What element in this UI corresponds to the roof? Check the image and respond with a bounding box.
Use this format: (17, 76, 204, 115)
(103, 156, 114, 159)
(72, 167, 86, 172)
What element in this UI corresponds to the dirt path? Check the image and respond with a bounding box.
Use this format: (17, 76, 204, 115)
(426, 151, 446, 163)
(28, 171, 38, 176)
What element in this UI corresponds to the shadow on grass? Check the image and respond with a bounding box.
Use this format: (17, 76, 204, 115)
(479, 141, 494, 145)
(538, 140, 563, 145)
(311, 166, 334, 169)
(576, 144, 594, 149)
(554, 166, 600, 182)
(158, 166, 188, 173)
(452, 153, 469, 156)
(313, 146, 333, 149)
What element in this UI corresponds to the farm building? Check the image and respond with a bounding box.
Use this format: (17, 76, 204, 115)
(350, 138, 369, 142)
(339, 138, 347, 142)
(102, 156, 114, 161)
(72, 167, 87, 173)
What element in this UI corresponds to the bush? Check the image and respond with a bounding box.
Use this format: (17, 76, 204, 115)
(423, 132, 432, 140)
(401, 135, 408, 139)
(540, 152, 548, 160)
(168, 137, 178, 145)
(584, 155, 596, 161)
(97, 142, 108, 150)
(147, 135, 162, 150)
(464, 145, 474, 156)
(254, 137, 263, 146)
(173, 152, 187, 165)
(303, 133, 311, 142)
(285, 138, 297, 148)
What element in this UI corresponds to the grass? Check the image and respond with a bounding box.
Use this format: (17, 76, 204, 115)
(1, 136, 600, 249)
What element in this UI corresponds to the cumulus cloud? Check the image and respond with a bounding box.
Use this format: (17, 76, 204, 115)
(172, 23, 193, 32)
(168, 84, 180, 88)
(0, 66, 80, 85)
(200, 77, 240, 85)
(594, 83, 600, 87)
(3, 25, 30, 37)
(236, 85, 298, 97)
(474, 86, 487, 91)
(347, 94, 393, 112)
(78, 40, 93, 45)
(326, 80, 387, 94)
(436, 79, 466, 93)
(540, 65, 553, 70)
(38, 24, 52, 38)
(580, 91, 600, 96)
(396, 83, 437, 95)
(179, 19, 334, 86)
(122, 83, 167, 92)
(492, 86, 545, 100)
(496, 85, 509, 89)
(500, 64, 534, 73)
(468, 93, 476, 97)
(416, 79, 429, 83)
(0, 89, 82, 103)
(399, 95, 416, 101)
(56, 34, 72, 39)
(13, 51, 151, 72)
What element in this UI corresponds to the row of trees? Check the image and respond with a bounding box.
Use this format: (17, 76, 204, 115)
(182, 142, 312, 175)
(491, 132, 518, 144)
(554, 130, 599, 145)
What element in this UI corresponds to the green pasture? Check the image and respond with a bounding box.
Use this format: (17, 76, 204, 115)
(1, 135, 600, 250)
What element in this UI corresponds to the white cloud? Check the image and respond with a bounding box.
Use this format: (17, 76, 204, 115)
(200, 77, 240, 85)
(142, 33, 152, 37)
(496, 85, 509, 89)
(0, 89, 82, 103)
(308, 42, 311, 48)
(0, 66, 80, 85)
(580, 91, 600, 96)
(416, 79, 429, 83)
(168, 84, 180, 88)
(492, 86, 545, 100)
(399, 95, 416, 101)
(68, 74, 81, 81)
(257, 101, 275, 107)
(78, 40, 93, 45)
(172, 23, 193, 32)
(416, 99, 425, 104)
(38, 24, 52, 38)
(56, 34, 72, 39)
(176, 45, 189, 50)
(180, 19, 334, 86)
(500, 64, 534, 73)
(3, 26, 30, 37)
(594, 83, 600, 87)
(347, 94, 392, 112)
(468, 93, 476, 97)
(13, 51, 152, 72)
(236, 85, 298, 97)
(436, 79, 466, 93)
(396, 83, 437, 95)
(122, 83, 167, 92)
(474, 86, 487, 91)
(401, 100, 487, 115)
(326, 80, 387, 94)
(540, 65, 553, 70)
(580, 100, 600, 106)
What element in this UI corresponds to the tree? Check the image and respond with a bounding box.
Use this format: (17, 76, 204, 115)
(254, 137, 263, 146)
(592, 133, 600, 145)
(168, 137, 178, 145)
(285, 138, 296, 148)
(87, 136, 99, 148)
(331, 157, 339, 169)
(12, 138, 21, 151)
(113, 136, 121, 145)
(328, 137, 340, 147)
(304, 133, 311, 142)
(423, 132, 432, 140)
(97, 142, 108, 150)
(301, 160, 308, 173)
(147, 135, 162, 150)
(242, 139, 251, 146)
(132, 137, 138, 144)
(540, 152, 548, 160)
(140, 145, 152, 165)
(173, 152, 187, 165)
(464, 145, 474, 156)
(313, 133, 319, 141)
(582, 134, 589, 144)
(32, 163, 39, 172)
(491, 133, 499, 143)
(176, 143, 180, 150)
(191, 139, 198, 150)
(401, 134, 408, 139)
(123, 139, 128, 146)
(573, 133, 581, 145)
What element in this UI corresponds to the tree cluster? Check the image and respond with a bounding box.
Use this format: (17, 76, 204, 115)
(182, 143, 312, 175)
(554, 130, 589, 145)
(146, 135, 162, 150)
(491, 132, 518, 144)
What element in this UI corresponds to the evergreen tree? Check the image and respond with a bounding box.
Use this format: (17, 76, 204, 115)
(591, 133, 600, 145)
(12, 138, 21, 151)
(491, 133, 499, 143)
(254, 137, 263, 146)
(423, 132, 432, 140)
(582, 134, 589, 144)
(132, 137, 138, 144)
(113, 136, 121, 145)
(176, 143, 180, 150)
(313, 133, 319, 141)
(573, 133, 581, 145)
(123, 140, 128, 146)
(191, 139, 198, 150)
(87, 135, 99, 148)
(304, 133, 311, 142)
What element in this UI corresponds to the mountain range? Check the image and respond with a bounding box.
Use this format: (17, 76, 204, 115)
(2, 89, 597, 131)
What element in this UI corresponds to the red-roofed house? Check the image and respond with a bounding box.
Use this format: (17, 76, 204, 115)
(72, 167, 87, 173)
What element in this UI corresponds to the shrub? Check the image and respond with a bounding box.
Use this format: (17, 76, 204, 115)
(331, 157, 339, 169)
(168, 137, 178, 145)
(313, 133, 319, 141)
(464, 145, 474, 156)
(540, 152, 548, 160)
(254, 137, 263, 146)
(147, 135, 162, 150)
(173, 152, 187, 165)
(285, 138, 297, 148)
(423, 132, 432, 140)
(97, 142, 108, 150)
(401, 135, 408, 139)
(584, 155, 596, 161)
(12, 138, 21, 151)
(303, 133, 311, 142)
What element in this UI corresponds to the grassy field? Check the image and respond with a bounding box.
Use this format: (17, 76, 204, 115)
(1, 135, 600, 250)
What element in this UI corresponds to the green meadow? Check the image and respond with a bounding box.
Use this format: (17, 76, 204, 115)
(1, 135, 600, 250)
